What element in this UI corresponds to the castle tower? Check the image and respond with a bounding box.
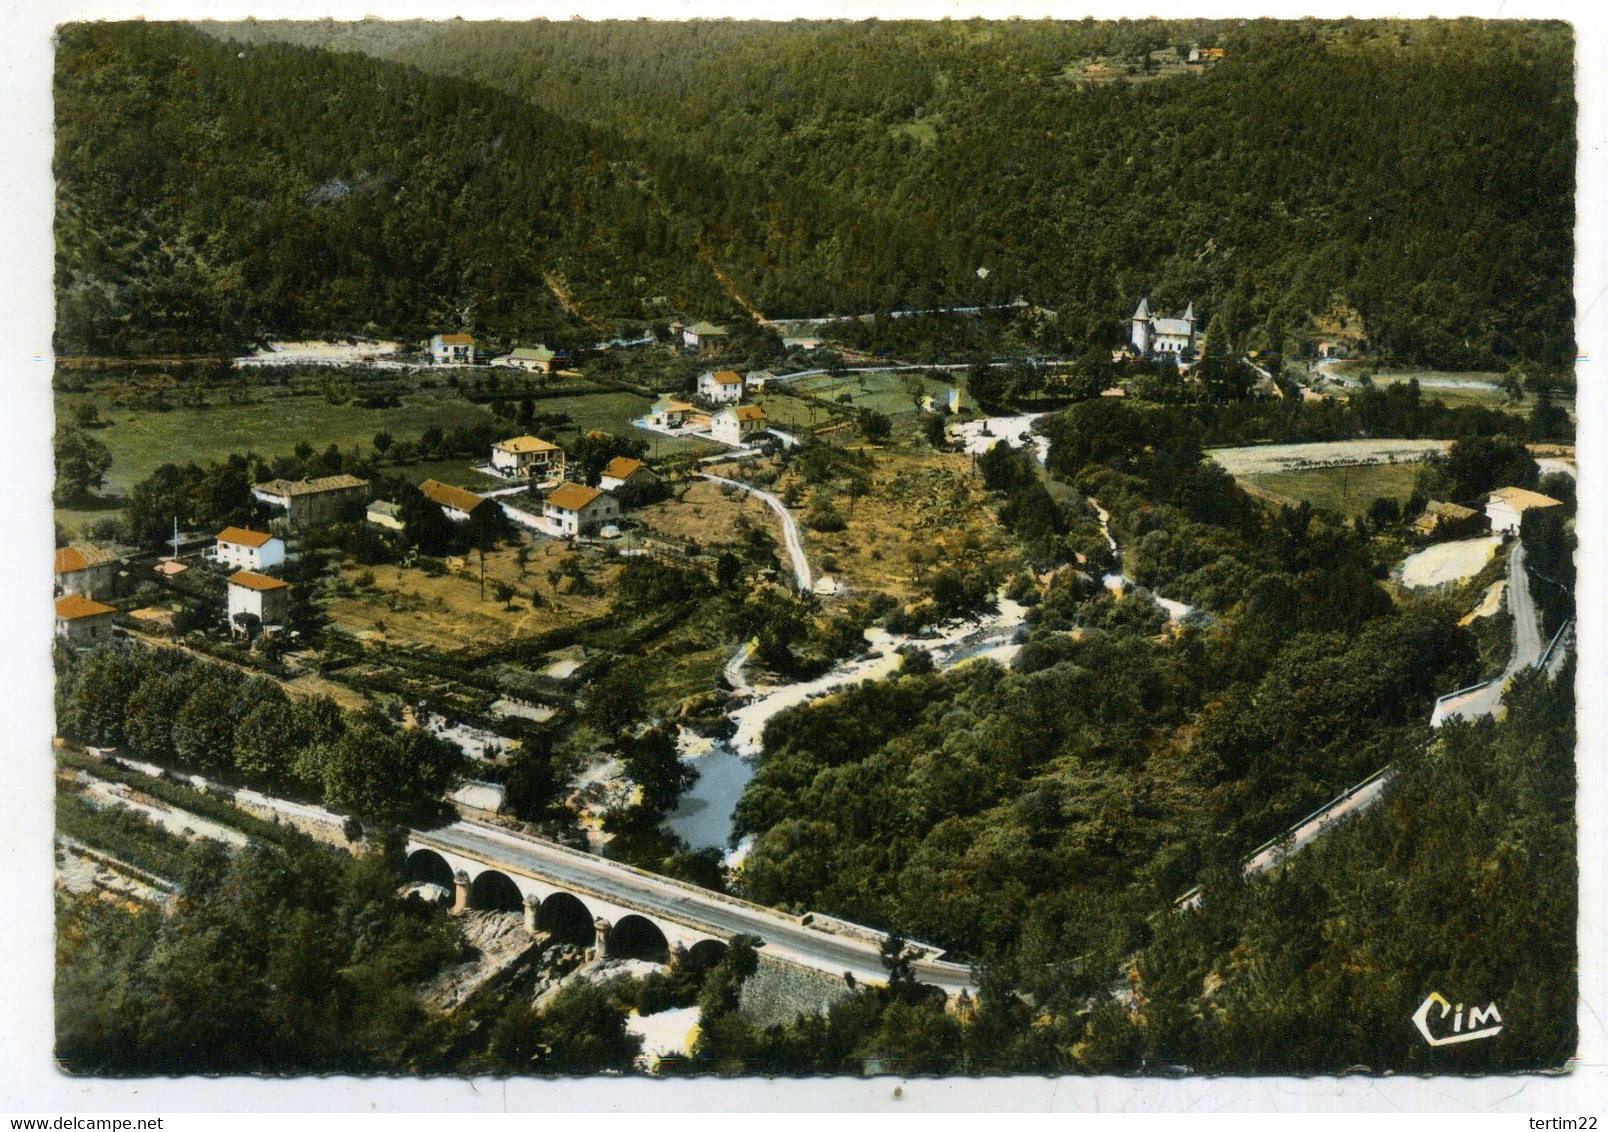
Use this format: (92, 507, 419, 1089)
(1131, 297, 1153, 355)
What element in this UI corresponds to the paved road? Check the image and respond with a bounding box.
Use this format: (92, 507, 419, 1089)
(1183, 538, 1558, 910)
(698, 473, 812, 591)
(417, 821, 977, 995)
(1435, 542, 1540, 725)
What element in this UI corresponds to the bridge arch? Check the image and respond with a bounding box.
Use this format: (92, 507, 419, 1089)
(684, 938, 729, 971)
(608, 914, 670, 962)
(405, 848, 455, 889)
(469, 869, 524, 912)
(537, 892, 595, 945)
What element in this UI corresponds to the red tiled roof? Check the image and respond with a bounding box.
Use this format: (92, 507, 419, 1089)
(1489, 486, 1564, 511)
(494, 435, 560, 454)
(229, 571, 290, 592)
(54, 544, 118, 574)
(709, 370, 743, 385)
(420, 478, 486, 514)
(733, 405, 767, 421)
(438, 333, 474, 345)
(546, 482, 604, 512)
(216, 526, 275, 548)
(600, 457, 645, 480)
(55, 594, 116, 620)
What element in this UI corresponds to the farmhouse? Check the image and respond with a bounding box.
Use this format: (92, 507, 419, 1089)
(212, 526, 286, 571)
(697, 370, 745, 405)
(710, 404, 767, 447)
(227, 571, 291, 636)
(55, 594, 117, 645)
(1130, 298, 1198, 357)
(598, 456, 658, 498)
(498, 345, 559, 373)
(430, 333, 475, 365)
(253, 475, 370, 529)
(54, 543, 122, 599)
(744, 370, 775, 391)
(543, 482, 621, 537)
(648, 397, 701, 429)
(682, 322, 730, 353)
(491, 435, 566, 481)
(420, 479, 488, 523)
(1485, 486, 1564, 534)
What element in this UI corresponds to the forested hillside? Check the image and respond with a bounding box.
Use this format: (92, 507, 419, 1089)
(64, 19, 1573, 367)
(54, 22, 729, 355)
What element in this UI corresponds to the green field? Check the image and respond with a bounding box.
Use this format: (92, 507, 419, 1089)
(1322, 363, 1544, 413)
(57, 387, 500, 497)
(786, 371, 956, 417)
(54, 381, 738, 537)
(1240, 461, 1425, 518)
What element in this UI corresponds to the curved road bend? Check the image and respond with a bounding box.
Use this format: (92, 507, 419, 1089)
(1435, 541, 1541, 724)
(698, 473, 812, 592)
(416, 821, 976, 995)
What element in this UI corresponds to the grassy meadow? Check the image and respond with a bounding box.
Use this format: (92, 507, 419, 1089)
(1239, 461, 1425, 518)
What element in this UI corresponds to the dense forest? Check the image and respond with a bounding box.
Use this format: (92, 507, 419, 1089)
(59, 19, 1574, 366)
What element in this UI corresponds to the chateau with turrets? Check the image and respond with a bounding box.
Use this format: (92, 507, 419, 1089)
(1131, 298, 1199, 357)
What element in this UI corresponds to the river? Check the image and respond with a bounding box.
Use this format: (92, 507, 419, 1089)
(664, 413, 1202, 863)
(664, 597, 1033, 863)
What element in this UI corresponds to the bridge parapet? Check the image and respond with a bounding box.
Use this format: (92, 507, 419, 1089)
(406, 822, 978, 996)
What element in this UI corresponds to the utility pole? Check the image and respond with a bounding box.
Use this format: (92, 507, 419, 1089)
(480, 546, 486, 601)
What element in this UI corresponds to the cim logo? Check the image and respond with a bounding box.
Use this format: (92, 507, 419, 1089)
(1413, 992, 1504, 1046)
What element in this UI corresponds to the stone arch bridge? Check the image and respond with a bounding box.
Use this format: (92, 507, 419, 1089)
(405, 822, 976, 997)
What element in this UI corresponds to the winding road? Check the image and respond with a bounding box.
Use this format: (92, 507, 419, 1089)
(698, 473, 812, 591)
(1180, 537, 1560, 909)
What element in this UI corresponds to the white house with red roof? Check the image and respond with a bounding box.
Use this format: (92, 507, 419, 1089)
(430, 333, 476, 365)
(710, 404, 767, 447)
(228, 571, 291, 636)
(212, 526, 286, 571)
(542, 482, 622, 537)
(491, 435, 566, 482)
(697, 369, 745, 405)
(54, 543, 122, 599)
(420, 478, 488, 523)
(598, 456, 658, 495)
(1485, 486, 1565, 534)
(55, 594, 117, 645)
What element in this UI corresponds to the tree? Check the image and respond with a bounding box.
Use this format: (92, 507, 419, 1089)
(372, 430, 394, 456)
(395, 481, 455, 556)
(624, 725, 693, 815)
(582, 663, 647, 738)
(54, 423, 112, 504)
(858, 410, 892, 444)
(534, 984, 642, 1074)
